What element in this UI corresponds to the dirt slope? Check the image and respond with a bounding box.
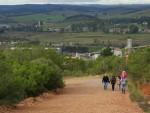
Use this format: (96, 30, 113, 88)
(141, 84, 150, 100)
(4, 77, 145, 113)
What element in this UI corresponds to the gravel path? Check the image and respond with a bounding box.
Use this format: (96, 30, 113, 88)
(11, 76, 144, 113)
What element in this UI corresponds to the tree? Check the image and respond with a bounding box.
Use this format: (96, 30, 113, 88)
(147, 22, 150, 29)
(129, 25, 139, 33)
(101, 47, 113, 57)
(0, 29, 4, 34)
(0, 29, 4, 38)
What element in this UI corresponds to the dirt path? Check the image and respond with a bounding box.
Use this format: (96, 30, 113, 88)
(10, 76, 144, 113)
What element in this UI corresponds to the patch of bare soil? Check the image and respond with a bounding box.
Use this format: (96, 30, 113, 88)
(0, 92, 57, 113)
(1, 76, 144, 113)
(0, 104, 17, 113)
(141, 84, 150, 95)
(16, 92, 57, 108)
(141, 84, 150, 100)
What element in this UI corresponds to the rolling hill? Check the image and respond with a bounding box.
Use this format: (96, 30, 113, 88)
(0, 4, 150, 23)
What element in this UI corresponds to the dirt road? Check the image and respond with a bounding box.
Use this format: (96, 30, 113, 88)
(10, 76, 144, 113)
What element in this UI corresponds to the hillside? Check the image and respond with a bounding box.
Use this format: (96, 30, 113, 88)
(0, 4, 150, 49)
(123, 9, 150, 18)
(0, 4, 150, 23)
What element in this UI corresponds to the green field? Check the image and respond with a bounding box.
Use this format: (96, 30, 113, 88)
(2, 31, 150, 46)
(11, 14, 65, 23)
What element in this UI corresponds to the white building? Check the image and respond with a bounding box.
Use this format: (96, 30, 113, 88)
(127, 39, 132, 48)
(91, 54, 100, 59)
(127, 39, 133, 54)
(114, 48, 122, 56)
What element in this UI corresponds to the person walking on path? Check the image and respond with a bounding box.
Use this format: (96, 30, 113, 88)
(110, 76, 116, 91)
(120, 76, 127, 94)
(116, 75, 121, 90)
(120, 71, 128, 78)
(102, 74, 110, 90)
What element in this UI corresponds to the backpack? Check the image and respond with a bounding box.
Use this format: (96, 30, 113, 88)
(111, 77, 116, 84)
(116, 77, 121, 85)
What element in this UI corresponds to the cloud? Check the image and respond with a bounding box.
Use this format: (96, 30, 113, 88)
(0, 0, 101, 4)
(0, 0, 150, 5)
(98, 0, 150, 4)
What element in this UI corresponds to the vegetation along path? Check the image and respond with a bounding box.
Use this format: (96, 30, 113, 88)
(11, 76, 144, 113)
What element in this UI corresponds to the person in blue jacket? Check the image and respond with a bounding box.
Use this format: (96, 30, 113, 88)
(120, 76, 127, 94)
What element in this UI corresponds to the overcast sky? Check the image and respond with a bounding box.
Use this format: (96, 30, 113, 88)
(0, 0, 150, 5)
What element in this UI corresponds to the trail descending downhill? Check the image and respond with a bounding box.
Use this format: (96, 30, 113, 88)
(11, 77, 144, 113)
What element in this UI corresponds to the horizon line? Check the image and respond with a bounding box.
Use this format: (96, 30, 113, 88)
(0, 3, 150, 6)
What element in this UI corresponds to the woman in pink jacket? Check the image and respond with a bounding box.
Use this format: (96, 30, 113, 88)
(120, 71, 127, 78)
(120, 77, 127, 94)
(120, 71, 128, 94)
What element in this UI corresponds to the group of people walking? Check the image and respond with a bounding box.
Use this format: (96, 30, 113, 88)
(102, 71, 127, 94)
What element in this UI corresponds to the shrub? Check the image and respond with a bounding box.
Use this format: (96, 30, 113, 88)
(0, 49, 65, 104)
(128, 81, 145, 102)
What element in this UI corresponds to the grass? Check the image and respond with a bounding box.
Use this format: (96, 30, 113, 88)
(11, 14, 65, 23)
(128, 81, 150, 113)
(97, 9, 150, 19)
(123, 9, 150, 18)
(2, 31, 150, 46)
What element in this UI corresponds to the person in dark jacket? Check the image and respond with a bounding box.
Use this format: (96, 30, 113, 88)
(110, 76, 116, 91)
(102, 74, 110, 90)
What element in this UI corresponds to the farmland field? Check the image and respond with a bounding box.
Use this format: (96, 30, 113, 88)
(11, 14, 65, 23)
(0, 4, 150, 48)
(2, 31, 150, 46)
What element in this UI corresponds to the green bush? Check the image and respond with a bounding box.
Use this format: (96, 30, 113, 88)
(0, 76, 26, 104)
(0, 49, 65, 104)
(139, 103, 150, 112)
(128, 81, 145, 102)
(0, 52, 25, 104)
